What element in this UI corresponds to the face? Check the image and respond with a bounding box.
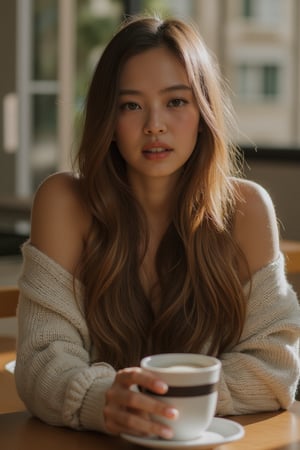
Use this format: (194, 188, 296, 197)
(114, 46, 200, 184)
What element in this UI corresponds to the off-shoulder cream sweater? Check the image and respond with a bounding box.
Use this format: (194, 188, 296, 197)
(15, 243, 300, 432)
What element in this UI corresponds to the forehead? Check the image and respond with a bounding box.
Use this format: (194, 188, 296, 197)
(119, 46, 189, 90)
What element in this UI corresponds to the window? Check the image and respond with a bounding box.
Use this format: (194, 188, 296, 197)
(16, 0, 123, 197)
(263, 65, 279, 97)
(31, 0, 59, 189)
(237, 64, 280, 101)
(241, 0, 281, 24)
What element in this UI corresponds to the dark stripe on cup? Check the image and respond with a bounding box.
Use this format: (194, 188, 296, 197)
(139, 382, 218, 397)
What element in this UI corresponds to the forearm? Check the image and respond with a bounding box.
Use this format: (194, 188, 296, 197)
(217, 337, 300, 415)
(15, 293, 116, 431)
(216, 256, 300, 415)
(15, 241, 117, 432)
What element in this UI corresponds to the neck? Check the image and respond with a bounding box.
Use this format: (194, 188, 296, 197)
(128, 173, 179, 227)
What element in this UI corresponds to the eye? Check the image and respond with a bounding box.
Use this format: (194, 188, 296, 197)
(120, 102, 141, 111)
(168, 98, 188, 108)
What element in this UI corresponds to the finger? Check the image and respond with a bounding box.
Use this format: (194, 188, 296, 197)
(104, 403, 174, 439)
(104, 407, 150, 437)
(115, 367, 169, 395)
(106, 383, 178, 420)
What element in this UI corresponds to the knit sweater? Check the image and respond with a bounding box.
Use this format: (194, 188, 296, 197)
(15, 243, 300, 432)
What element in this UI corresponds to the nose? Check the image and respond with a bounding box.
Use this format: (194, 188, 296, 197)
(143, 109, 166, 135)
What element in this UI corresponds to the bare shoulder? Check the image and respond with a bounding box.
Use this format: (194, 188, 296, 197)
(232, 178, 280, 278)
(233, 178, 275, 220)
(30, 171, 91, 274)
(32, 171, 86, 213)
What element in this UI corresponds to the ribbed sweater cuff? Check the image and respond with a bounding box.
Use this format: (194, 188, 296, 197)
(80, 376, 114, 432)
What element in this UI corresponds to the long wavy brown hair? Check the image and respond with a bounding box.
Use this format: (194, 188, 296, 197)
(75, 15, 248, 370)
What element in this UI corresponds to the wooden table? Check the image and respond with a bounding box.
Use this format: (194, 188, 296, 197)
(1, 404, 300, 449)
(0, 337, 25, 413)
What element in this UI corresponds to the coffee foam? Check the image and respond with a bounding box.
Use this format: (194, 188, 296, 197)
(162, 364, 204, 372)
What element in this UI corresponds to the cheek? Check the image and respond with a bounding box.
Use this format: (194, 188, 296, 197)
(177, 110, 200, 130)
(114, 121, 135, 158)
(114, 116, 140, 141)
(178, 117, 200, 141)
(114, 119, 126, 140)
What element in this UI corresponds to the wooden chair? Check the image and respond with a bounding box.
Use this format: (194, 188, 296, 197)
(0, 285, 25, 413)
(280, 241, 300, 400)
(0, 285, 19, 319)
(280, 240, 300, 274)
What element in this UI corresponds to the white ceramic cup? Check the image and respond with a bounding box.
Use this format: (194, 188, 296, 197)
(140, 353, 221, 441)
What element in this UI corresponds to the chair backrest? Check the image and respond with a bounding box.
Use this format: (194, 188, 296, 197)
(0, 286, 19, 318)
(280, 240, 300, 274)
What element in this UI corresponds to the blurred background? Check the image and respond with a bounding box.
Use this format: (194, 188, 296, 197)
(0, 0, 300, 283)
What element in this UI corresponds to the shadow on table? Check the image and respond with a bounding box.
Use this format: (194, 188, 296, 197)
(0, 412, 133, 449)
(227, 409, 282, 426)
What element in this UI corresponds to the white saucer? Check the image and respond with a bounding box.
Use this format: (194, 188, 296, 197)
(121, 417, 244, 449)
(4, 360, 15, 374)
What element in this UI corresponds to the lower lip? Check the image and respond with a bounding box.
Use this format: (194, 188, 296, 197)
(142, 150, 172, 160)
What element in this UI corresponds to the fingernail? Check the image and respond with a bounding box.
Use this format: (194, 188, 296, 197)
(154, 380, 168, 393)
(160, 427, 173, 439)
(165, 407, 179, 419)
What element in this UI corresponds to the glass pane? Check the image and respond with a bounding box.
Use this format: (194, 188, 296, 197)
(31, 94, 58, 190)
(242, 0, 254, 18)
(263, 65, 279, 97)
(32, 0, 58, 80)
(236, 63, 281, 102)
(75, 0, 123, 110)
(259, 0, 281, 24)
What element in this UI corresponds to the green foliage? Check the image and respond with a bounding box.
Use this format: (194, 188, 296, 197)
(74, 0, 123, 147)
(75, 1, 122, 103)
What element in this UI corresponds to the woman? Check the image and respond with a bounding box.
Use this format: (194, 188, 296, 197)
(15, 15, 300, 440)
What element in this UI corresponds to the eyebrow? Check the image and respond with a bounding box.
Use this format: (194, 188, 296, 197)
(119, 84, 192, 96)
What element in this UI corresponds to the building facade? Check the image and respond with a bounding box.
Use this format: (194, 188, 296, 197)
(195, 0, 300, 148)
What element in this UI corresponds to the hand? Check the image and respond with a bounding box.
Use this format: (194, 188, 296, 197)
(104, 367, 178, 439)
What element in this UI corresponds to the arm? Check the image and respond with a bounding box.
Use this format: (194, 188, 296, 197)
(15, 173, 116, 431)
(216, 179, 300, 415)
(217, 255, 300, 415)
(16, 242, 116, 430)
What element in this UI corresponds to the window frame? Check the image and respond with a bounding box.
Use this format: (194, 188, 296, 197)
(236, 63, 281, 102)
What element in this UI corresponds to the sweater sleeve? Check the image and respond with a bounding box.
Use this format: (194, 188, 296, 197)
(15, 243, 116, 432)
(216, 254, 300, 415)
